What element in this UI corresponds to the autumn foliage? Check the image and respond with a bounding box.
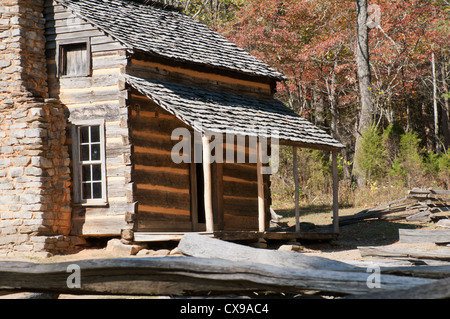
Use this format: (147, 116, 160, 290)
(160, 0, 450, 205)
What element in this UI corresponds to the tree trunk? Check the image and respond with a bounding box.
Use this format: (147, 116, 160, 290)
(328, 59, 340, 141)
(353, 0, 375, 186)
(432, 52, 440, 152)
(440, 55, 450, 150)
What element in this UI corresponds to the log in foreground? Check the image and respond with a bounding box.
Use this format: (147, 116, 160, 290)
(346, 276, 450, 299)
(0, 255, 435, 297)
(178, 233, 359, 272)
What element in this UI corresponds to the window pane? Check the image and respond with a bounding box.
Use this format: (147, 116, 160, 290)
(92, 164, 102, 181)
(91, 126, 100, 143)
(80, 126, 89, 144)
(80, 145, 90, 161)
(82, 183, 91, 200)
(92, 182, 102, 199)
(91, 144, 101, 161)
(81, 165, 91, 182)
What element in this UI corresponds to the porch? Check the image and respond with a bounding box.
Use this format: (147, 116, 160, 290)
(133, 230, 338, 243)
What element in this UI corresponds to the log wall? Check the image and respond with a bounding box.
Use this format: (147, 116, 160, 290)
(222, 148, 271, 231)
(127, 55, 274, 99)
(129, 93, 193, 232)
(44, 0, 132, 236)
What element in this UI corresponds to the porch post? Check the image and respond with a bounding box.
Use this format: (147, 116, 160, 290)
(293, 146, 300, 232)
(257, 139, 265, 233)
(202, 134, 214, 233)
(332, 151, 339, 233)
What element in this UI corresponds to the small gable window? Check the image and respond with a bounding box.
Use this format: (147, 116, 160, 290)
(57, 38, 91, 77)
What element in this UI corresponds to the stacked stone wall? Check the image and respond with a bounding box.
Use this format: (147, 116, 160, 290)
(0, 0, 73, 257)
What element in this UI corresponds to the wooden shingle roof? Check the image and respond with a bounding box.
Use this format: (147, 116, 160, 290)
(56, 0, 285, 80)
(125, 75, 344, 151)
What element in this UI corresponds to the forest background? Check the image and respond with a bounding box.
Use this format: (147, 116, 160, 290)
(155, 0, 449, 210)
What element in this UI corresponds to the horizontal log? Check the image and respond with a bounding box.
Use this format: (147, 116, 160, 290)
(134, 170, 190, 189)
(59, 89, 121, 105)
(380, 264, 450, 279)
(128, 59, 272, 99)
(223, 198, 258, 217)
(346, 277, 450, 299)
(136, 208, 192, 232)
(358, 246, 450, 261)
(223, 163, 257, 182)
(0, 251, 436, 297)
(222, 216, 258, 231)
(131, 117, 187, 136)
(71, 214, 126, 236)
(223, 181, 269, 199)
(399, 229, 450, 244)
(133, 152, 190, 170)
(134, 188, 190, 210)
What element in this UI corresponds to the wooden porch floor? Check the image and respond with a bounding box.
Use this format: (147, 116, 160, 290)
(133, 230, 338, 243)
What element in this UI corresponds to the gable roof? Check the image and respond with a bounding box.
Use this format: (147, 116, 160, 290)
(55, 0, 285, 80)
(125, 75, 344, 151)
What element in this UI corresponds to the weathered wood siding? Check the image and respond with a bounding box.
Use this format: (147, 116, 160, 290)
(222, 143, 271, 231)
(129, 93, 193, 232)
(126, 52, 274, 232)
(127, 54, 274, 99)
(44, 0, 132, 236)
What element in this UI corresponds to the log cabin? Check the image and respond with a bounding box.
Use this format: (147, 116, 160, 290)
(0, 0, 343, 256)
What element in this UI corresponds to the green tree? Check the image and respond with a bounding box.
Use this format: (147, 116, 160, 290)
(354, 125, 387, 182)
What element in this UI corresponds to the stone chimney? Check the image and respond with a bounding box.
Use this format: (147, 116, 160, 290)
(0, 0, 73, 257)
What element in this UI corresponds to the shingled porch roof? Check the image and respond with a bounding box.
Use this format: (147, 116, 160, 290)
(56, 0, 285, 81)
(126, 75, 344, 152)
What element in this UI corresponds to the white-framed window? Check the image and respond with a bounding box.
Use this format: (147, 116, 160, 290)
(72, 120, 107, 205)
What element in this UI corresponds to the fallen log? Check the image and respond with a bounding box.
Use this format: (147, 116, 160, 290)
(405, 210, 433, 222)
(0, 256, 435, 297)
(399, 229, 450, 244)
(338, 198, 417, 226)
(345, 276, 450, 299)
(381, 264, 450, 279)
(178, 233, 359, 272)
(358, 246, 450, 261)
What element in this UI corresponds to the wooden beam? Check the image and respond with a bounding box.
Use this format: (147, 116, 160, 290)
(202, 134, 214, 233)
(257, 140, 265, 232)
(358, 246, 450, 261)
(189, 135, 198, 232)
(399, 229, 450, 244)
(131, 59, 272, 91)
(332, 151, 339, 233)
(293, 146, 300, 232)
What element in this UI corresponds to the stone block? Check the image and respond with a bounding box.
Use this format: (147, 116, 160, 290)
(9, 167, 23, 178)
(12, 156, 30, 166)
(106, 238, 146, 257)
(24, 167, 43, 176)
(0, 195, 19, 204)
(25, 128, 46, 138)
(19, 194, 41, 204)
(278, 244, 304, 252)
(31, 156, 52, 168)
